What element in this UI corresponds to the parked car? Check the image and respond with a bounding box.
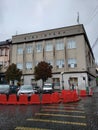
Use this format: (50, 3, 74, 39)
(33, 85, 42, 94)
(9, 85, 20, 94)
(0, 84, 10, 95)
(17, 85, 35, 97)
(42, 83, 53, 93)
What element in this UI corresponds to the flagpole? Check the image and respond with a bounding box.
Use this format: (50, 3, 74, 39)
(77, 12, 79, 24)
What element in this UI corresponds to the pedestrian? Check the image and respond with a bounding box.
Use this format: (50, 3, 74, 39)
(75, 84, 78, 95)
(72, 84, 74, 90)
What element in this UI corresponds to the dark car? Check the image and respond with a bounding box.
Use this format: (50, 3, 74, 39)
(9, 85, 20, 94)
(33, 86, 42, 94)
(0, 85, 10, 95)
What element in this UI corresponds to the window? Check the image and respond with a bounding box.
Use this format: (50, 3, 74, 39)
(1, 49, 5, 56)
(69, 77, 78, 86)
(5, 49, 8, 56)
(17, 63, 23, 70)
(45, 41, 53, 51)
(67, 40, 76, 49)
(17, 47, 23, 54)
(46, 60, 53, 66)
(26, 46, 32, 53)
(56, 39, 64, 50)
(0, 61, 3, 65)
(26, 62, 32, 70)
(68, 58, 77, 68)
(36, 43, 42, 52)
(35, 61, 39, 66)
(56, 59, 64, 68)
(0, 49, 1, 56)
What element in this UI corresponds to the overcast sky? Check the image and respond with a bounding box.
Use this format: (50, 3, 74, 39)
(0, 0, 98, 62)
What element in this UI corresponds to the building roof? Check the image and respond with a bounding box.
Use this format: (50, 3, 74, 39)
(12, 24, 94, 59)
(0, 39, 12, 47)
(12, 24, 85, 43)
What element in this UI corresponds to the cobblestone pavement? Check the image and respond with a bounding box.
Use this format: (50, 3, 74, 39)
(0, 87, 98, 130)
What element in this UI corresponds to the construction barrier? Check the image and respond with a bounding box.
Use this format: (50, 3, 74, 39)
(7, 94, 18, 105)
(29, 94, 40, 104)
(18, 95, 29, 105)
(41, 94, 52, 104)
(89, 88, 93, 96)
(51, 92, 61, 103)
(0, 89, 93, 105)
(0, 94, 7, 104)
(61, 90, 80, 103)
(79, 90, 87, 97)
(72, 90, 80, 102)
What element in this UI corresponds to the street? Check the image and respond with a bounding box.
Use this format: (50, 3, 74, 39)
(0, 87, 98, 130)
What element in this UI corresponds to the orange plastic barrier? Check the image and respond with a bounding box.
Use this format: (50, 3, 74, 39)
(41, 94, 52, 104)
(18, 95, 28, 105)
(72, 91, 80, 101)
(89, 88, 93, 96)
(0, 91, 81, 105)
(29, 94, 40, 104)
(51, 92, 61, 103)
(0, 94, 7, 104)
(79, 90, 87, 97)
(63, 93, 71, 103)
(7, 94, 18, 105)
(61, 90, 69, 99)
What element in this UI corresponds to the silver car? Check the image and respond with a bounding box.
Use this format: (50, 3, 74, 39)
(0, 85, 10, 95)
(17, 85, 35, 97)
(42, 83, 53, 93)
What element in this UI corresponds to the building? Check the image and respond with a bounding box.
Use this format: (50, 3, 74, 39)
(96, 67, 98, 85)
(0, 39, 11, 84)
(11, 24, 96, 90)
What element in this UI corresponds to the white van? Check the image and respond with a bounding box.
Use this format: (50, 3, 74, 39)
(42, 83, 53, 93)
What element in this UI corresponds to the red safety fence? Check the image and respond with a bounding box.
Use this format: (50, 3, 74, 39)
(0, 94, 7, 104)
(51, 92, 61, 103)
(61, 90, 80, 103)
(0, 89, 93, 105)
(7, 94, 18, 105)
(79, 90, 87, 97)
(89, 88, 93, 96)
(18, 95, 29, 105)
(41, 94, 52, 104)
(29, 94, 40, 104)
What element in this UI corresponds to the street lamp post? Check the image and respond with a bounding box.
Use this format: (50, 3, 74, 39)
(61, 72, 64, 90)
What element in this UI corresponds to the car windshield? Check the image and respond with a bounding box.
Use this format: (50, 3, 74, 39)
(33, 86, 39, 89)
(43, 84, 52, 88)
(0, 85, 9, 90)
(20, 85, 33, 90)
(54, 83, 60, 86)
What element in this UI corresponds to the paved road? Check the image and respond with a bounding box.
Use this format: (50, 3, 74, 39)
(0, 87, 98, 130)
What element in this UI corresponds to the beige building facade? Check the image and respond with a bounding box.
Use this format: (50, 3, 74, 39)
(11, 24, 96, 90)
(0, 39, 11, 84)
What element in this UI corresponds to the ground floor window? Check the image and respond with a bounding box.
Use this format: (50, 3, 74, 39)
(52, 78, 60, 90)
(68, 77, 78, 90)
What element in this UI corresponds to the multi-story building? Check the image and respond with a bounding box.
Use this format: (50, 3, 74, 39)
(11, 24, 96, 90)
(0, 39, 11, 84)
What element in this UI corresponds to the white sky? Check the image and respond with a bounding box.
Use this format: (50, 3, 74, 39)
(0, 0, 98, 62)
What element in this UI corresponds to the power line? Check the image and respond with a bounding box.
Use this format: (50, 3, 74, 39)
(92, 37, 98, 49)
(84, 5, 98, 25)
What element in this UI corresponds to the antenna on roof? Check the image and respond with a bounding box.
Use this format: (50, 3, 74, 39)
(77, 12, 80, 24)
